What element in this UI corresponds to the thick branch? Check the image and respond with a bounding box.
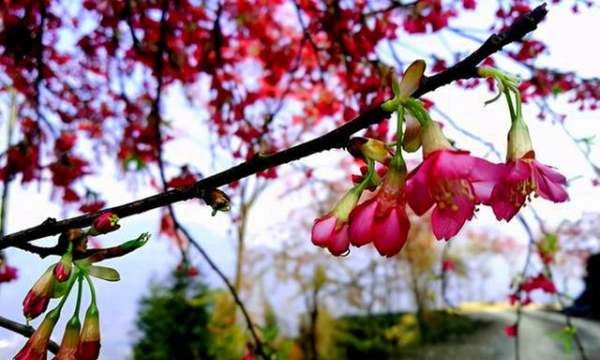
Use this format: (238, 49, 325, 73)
(0, 4, 547, 251)
(0, 315, 59, 354)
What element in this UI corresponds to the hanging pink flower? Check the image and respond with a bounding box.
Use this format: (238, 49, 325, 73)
(311, 189, 361, 256)
(405, 121, 502, 240)
(489, 158, 568, 221)
(349, 163, 410, 257)
(488, 119, 568, 221)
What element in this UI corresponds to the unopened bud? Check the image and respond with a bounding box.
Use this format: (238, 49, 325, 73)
(402, 114, 422, 152)
(54, 251, 73, 283)
(23, 268, 55, 320)
(90, 212, 120, 235)
(77, 304, 101, 360)
(347, 137, 389, 163)
(55, 316, 81, 360)
(506, 118, 534, 161)
(205, 189, 230, 215)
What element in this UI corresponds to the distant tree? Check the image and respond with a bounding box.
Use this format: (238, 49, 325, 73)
(132, 266, 214, 360)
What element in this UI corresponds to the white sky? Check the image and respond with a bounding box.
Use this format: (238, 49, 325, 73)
(1, 2, 600, 358)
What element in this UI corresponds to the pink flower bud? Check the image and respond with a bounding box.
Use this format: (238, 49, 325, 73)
(347, 137, 389, 163)
(54, 316, 81, 360)
(53, 252, 73, 283)
(91, 212, 120, 235)
(23, 269, 54, 320)
(77, 304, 101, 360)
(311, 189, 361, 256)
(349, 165, 410, 257)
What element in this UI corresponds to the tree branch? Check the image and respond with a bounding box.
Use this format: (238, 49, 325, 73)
(0, 4, 548, 251)
(0, 315, 59, 354)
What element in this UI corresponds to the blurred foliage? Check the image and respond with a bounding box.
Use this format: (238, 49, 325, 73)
(132, 266, 488, 360)
(260, 301, 294, 359)
(132, 269, 215, 360)
(205, 291, 246, 359)
(334, 311, 488, 359)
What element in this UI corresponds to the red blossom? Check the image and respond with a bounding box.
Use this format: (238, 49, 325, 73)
(92, 212, 120, 234)
(349, 165, 410, 257)
(49, 155, 89, 187)
(79, 200, 106, 214)
(55, 132, 78, 153)
(14, 312, 59, 360)
(504, 324, 518, 337)
(488, 158, 568, 221)
(167, 171, 197, 189)
(406, 148, 502, 240)
(77, 304, 101, 360)
(311, 215, 351, 256)
(520, 273, 557, 294)
(442, 259, 455, 272)
(0, 143, 39, 183)
(0, 264, 18, 283)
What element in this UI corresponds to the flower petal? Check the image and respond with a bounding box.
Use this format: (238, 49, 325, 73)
(490, 183, 522, 221)
(429, 150, 474, 180)
(327, 225, 350, 256)
(348, 200, 377, 247)
(406, 163, 435, 215)
(533, 166, 568, 203)
(505, 160, 531, 182)
(372, 207, 410, 256)
(431, 195, 474, 240)
(534, 161, 567, 184)
(311, 215, 336, 247)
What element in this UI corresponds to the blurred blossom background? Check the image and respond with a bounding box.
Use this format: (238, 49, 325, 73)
(1, 1, 600, 359)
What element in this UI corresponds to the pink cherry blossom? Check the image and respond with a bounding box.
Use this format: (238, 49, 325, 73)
(488, 157, 568, 221)
(406, 149, 502, 240)
(349, 165, 410, 257)
(311, 215, 350, 256)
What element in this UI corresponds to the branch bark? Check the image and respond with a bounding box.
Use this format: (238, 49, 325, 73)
(0, 315, 60, 354)
(0, 4, 547, 251)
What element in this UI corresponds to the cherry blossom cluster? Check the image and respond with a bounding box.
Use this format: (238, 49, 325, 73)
(13, 213, 149, 360)
(311, 61, 568, 257)
(1, 0, 593, 217)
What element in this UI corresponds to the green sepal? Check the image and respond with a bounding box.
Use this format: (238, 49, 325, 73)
(51, 268, 77, 298)
(88, 265, 120, 281)
(121, 232, 151, 252)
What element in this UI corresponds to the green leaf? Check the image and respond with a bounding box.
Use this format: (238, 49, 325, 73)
(547, 326, 576, 353)
(89, 265, 120, 281)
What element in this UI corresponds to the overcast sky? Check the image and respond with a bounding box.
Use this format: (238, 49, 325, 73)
(1, 2, 600, 358)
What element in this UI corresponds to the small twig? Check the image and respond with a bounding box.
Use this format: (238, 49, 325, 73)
(440, 240, 455, 308)
(0, 315, 60, 354)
